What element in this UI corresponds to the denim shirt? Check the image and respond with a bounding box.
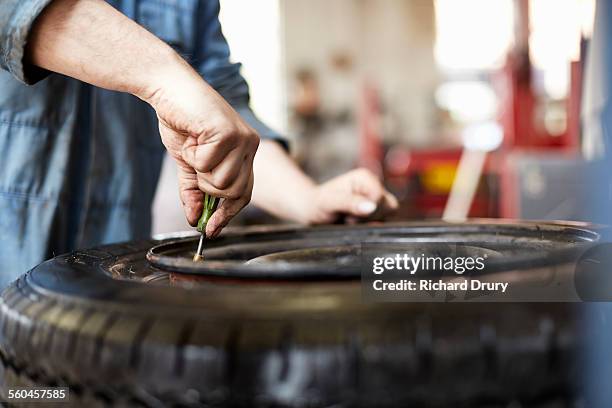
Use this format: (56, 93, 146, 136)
(0, 0, 283, 285)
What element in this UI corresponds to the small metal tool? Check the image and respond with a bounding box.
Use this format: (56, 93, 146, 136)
(193, 234, 206, 262)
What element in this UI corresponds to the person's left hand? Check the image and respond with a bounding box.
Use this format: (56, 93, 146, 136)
(305, 168, 399, 224)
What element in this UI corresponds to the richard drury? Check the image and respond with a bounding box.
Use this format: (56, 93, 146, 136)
(373, 279, 509, 293)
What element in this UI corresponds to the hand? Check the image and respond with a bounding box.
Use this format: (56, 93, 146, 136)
(23, 0, 259, 237)
(305, 168, 399, 224)
(148, 69, 259, 238)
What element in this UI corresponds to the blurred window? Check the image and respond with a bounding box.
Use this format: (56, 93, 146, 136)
(529, 0, 595, 99)
(219, 0, 287, 134)
(433, 0, 595, 134)
(434, 0, 514, 73)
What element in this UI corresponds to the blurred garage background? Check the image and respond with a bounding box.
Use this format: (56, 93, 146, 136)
(152, 0, 597, 234)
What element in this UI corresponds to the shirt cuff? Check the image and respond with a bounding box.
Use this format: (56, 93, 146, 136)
(1, 0, 53, 84)
(234, 105, 290, 151)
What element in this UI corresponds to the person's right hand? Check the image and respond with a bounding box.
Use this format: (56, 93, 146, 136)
(146, 67, 259, 238)
(24, 0, 258, 238)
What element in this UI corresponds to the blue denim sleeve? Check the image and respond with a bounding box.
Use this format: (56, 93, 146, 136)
(0, 0, 53, 84)
(191, 0, 287, 148)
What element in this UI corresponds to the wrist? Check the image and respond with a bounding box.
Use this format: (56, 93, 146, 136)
(292, 182, 321, 224)
(133, 46, 196, 106)
(252, 140, 323, 224)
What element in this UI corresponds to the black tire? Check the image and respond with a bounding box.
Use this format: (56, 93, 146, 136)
(0, 223, 591, 407)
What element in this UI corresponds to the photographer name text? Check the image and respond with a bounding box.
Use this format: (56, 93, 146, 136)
(372, 278, 508, 293)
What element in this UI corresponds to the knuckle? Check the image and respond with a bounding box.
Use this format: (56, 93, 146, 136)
(196, 179, 206, 192)
(193, 148, 211, 172)
(359, 168, 380, 185)
(241, 184, 253, 205)
(243, 190, 253, 205)
(355, 167, 373, 178)
(211, 172, 233, 190)
(249, 131, 260, 148)
(193, 161, 209, 173)
(195, 164, 211, 173)
(196, 178, 212, 193)
(249, 139, 260, 153)
(218, 124, 260, 152)
(191, 119, 209, 137)
(224, 187, 243, 201)
(218, 125, 240, 142)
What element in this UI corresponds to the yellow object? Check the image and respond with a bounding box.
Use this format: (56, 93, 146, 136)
(420, 163, 457, 194)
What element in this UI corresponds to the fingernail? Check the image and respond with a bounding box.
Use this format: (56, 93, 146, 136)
(357, 201, 377, 215)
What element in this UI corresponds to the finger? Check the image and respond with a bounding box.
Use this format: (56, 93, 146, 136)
(351, 197, 378, 216)
(181, 189, 204, 226)
(349, 168, 400, 214)
(383, 191, 399, 210)
(350, 168, 386, 203)
(197, 158, 253, 200)
(206, 147, 249, 190)
(321, 189, 378, 217)
(181, 134, 238, 173)
(351, 191, 398, 220)
(360, 191, 399, 221)
(205, 173, 254, 238)
(176, 163, 204, 226)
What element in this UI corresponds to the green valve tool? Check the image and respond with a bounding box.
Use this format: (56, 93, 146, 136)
(193, 194, 220, 262)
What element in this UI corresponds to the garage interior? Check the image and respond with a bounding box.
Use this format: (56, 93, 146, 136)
(154, 0, 597, 232)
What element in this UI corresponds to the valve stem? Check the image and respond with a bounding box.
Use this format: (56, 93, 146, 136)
(193, 233, 206, 262)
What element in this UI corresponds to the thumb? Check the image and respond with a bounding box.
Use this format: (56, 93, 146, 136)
(349, 196, 378, 217)
(324, 192, 378, 217)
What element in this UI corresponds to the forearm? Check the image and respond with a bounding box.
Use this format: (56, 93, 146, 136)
(253, 140, 399, 225)
(252, 140, 317, 223)
(26, 0, 191, 100)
